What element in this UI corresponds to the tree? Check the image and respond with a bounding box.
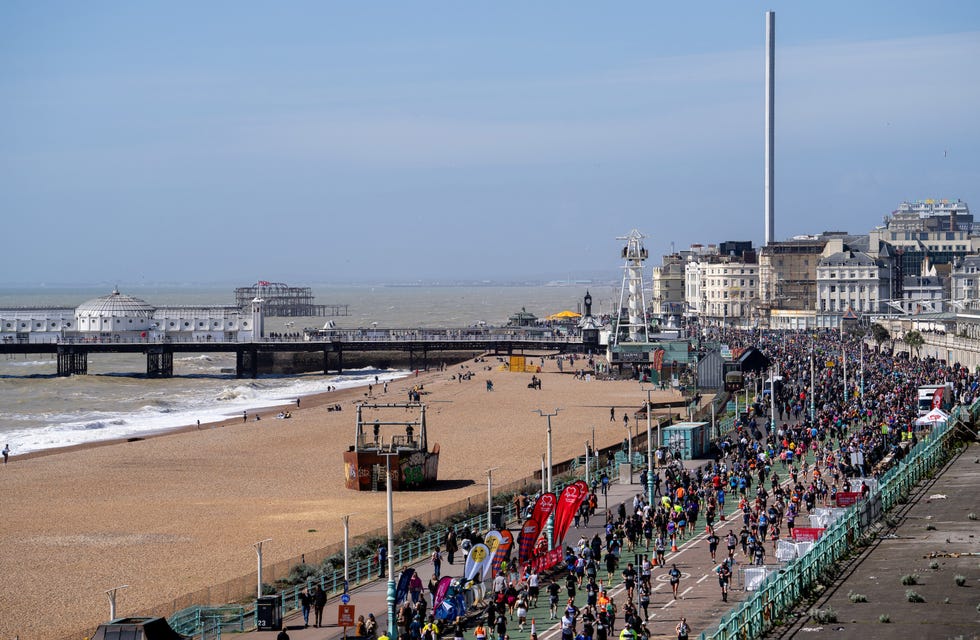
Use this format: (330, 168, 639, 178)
(903, 330, 924, 359)
(871, 323, 890, 352)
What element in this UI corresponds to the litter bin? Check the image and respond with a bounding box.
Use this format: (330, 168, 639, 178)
(255, 595, 282, 631)
(490, 506, 505, 530)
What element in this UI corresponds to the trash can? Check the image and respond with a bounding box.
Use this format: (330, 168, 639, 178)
(255, 595, 282, 631)
(490, 506, 505, 530)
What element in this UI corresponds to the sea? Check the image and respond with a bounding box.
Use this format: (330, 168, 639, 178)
(0, 283, 616, 455)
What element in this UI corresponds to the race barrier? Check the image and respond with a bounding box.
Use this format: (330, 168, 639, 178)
(700, 418, 958, 640)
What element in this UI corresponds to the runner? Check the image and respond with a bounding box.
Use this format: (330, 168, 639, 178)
(668, 563, 681, 599)
(716, 560, 732, 602)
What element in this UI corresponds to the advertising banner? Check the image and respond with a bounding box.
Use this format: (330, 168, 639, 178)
(551, 481, 589, 549)
(395, 568, 415, 605)
(516, 520, 540, 565)
(835, 492, 862, 507)
(529, 492, 557, 529)
(464, 543, 491, 582)
(529, 547, 564, 574)
(489, 530, 513, 579)
(791, 527, 825, 542)
(433, 576, 453, 609)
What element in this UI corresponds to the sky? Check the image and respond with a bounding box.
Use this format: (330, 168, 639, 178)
(2, 1, 979, 285)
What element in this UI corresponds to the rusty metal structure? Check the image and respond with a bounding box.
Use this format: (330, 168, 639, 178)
(234, 282, 349, 317)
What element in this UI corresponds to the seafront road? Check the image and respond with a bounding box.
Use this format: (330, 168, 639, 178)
(250, 454, 799, 640)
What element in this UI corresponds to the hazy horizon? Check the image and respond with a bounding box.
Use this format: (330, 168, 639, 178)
(3, 2, 978, 284)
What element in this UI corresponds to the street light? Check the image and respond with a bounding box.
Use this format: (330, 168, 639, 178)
(342, 513, 356, 593)
(642, 385, 655, 507)
(253, 538, 272, 600)
(381, 453, 399, 640)
(486, 467, 499, 532)
(533, 409, 561, 494)
(105, 585, 129, 621)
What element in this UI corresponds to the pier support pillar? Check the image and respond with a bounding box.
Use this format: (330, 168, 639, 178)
(236, 347, 259, 379)
(56, 347, 88, 376)
(323, 348, 330, 376)
(146, 347, 174, 378)
(337, 348, 343, 374)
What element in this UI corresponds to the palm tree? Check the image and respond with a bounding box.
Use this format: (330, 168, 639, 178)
(870, 323, 890, 353)
(903, 330, 924, 359)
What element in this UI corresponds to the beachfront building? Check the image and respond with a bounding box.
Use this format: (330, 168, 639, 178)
(898, 256, 948, 314)
(950, 256, 980, 311)
(0, 289, 263, 344)
(815, 238, 895, 324)
(758, 235, 842, 330)
(651, 254, 687, 320)
(869, 199, 978, 294)
(701, 259, 760, 327)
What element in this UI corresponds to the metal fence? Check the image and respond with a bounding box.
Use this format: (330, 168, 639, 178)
(700, 417, 958, 640)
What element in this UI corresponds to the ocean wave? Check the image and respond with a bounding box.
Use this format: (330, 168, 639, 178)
(0, 369, 411, 455)
(1, 360, 56, 367)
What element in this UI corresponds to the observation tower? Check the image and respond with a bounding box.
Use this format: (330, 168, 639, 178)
(613, 229, 650, 345)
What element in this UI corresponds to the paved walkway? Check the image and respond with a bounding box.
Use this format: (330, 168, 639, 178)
(255, 452, 802, 640)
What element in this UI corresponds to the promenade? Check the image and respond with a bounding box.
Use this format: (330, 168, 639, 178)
(256, 458, 798, 640)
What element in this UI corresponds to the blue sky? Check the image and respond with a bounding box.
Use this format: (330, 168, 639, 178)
(2, 1, 979, 285)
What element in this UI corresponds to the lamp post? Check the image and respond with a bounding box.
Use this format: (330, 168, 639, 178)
(105, 585, 129, 621)
(342, 514, 355, 593)
(381, 453, 399, 640)
(643, 385, 655, 507)
(534, 409, 561, 494)
(810, 341, 816, 422)
(486, 467, 499, 532)
(534, 408, 560, 549)
(253, 538, 272, 599)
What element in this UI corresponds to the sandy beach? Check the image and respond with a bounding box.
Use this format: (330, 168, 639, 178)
(0, 354, 686, 640)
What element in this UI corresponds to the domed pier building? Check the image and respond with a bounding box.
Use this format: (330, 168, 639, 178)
(0, 289, 264, 376)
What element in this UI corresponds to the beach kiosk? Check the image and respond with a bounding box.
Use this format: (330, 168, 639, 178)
(660, 421, 710, 460)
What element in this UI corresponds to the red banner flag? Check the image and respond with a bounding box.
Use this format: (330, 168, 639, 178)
(530, 492, 557, 527)
(517, 492, 555, 564)
(551, 481, 589, 549)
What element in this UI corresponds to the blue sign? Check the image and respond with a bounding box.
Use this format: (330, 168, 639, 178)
(341, 594, 350, 604)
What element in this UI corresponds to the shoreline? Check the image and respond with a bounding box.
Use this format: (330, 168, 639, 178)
(6, 368, 414, 462)
(1, 352, 683, 640)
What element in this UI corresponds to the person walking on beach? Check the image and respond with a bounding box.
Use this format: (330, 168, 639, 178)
(313, 585, 327, 627)
(2, 443, 9, 464)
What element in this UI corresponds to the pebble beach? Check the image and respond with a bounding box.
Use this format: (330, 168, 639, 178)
(0, 354, 685, 640)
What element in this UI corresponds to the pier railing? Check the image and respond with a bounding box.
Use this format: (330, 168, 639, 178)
(699, 417, 959, 640)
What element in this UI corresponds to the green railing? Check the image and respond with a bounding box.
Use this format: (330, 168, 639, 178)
(169, 460, 620, 638)
(700, 417, 959, 640)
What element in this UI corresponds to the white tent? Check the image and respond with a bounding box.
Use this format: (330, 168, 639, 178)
(915, 408, 949, 426)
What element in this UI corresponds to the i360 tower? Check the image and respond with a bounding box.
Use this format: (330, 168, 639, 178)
(764, 10, 775, 246)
